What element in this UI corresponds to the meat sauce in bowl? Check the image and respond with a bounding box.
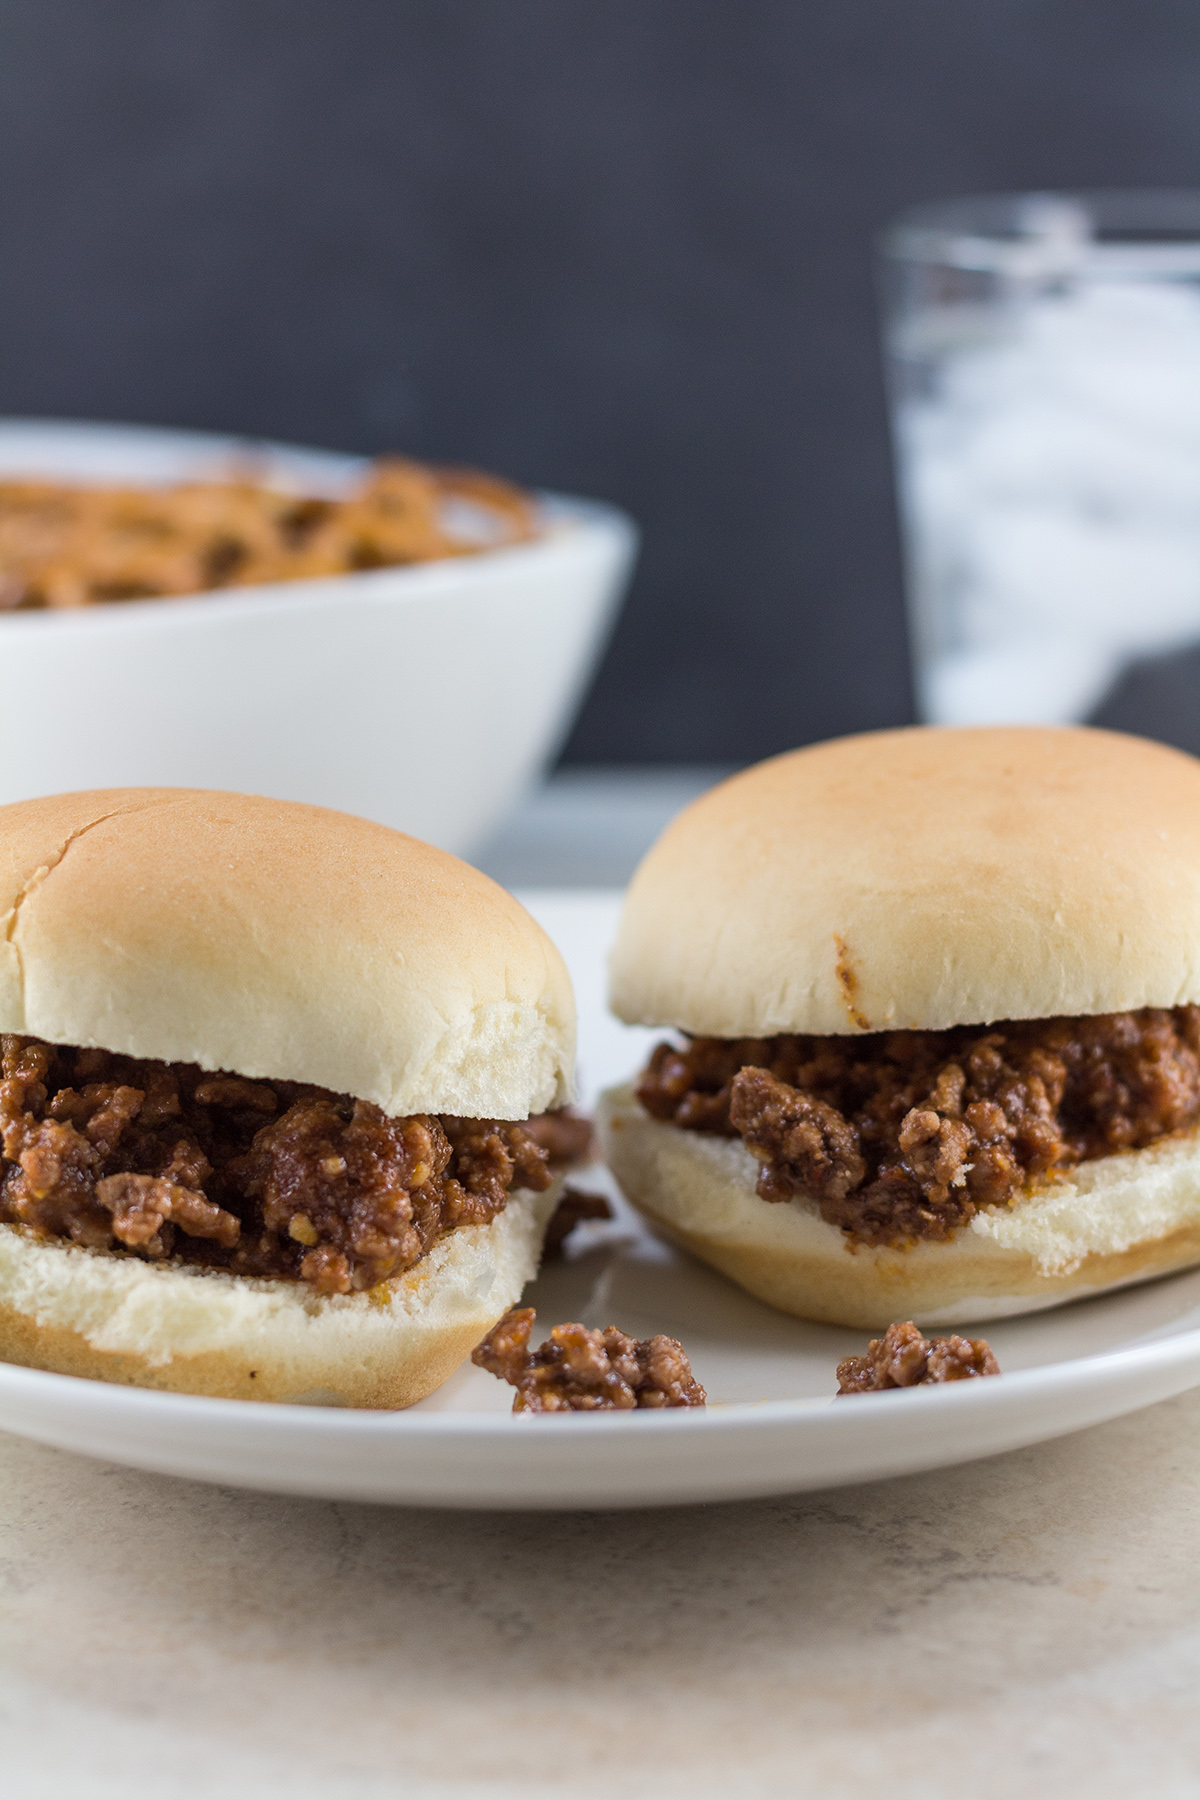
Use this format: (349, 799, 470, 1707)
(0, 457, 536, 609)
(0, 420, 636, 853)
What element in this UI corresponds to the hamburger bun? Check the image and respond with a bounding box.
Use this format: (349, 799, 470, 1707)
(0, 1185, 559, 1404)
(0, 788, 574, 1403)
(599, 1086, 1200, 1329)
(600, 727, 1200, 1326)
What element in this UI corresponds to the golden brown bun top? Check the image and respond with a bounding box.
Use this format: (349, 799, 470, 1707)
(609, 726, 1200, 1036)
(0, 789, 574, 1117)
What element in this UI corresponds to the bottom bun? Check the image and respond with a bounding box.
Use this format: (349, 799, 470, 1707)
(598, 1085, 1200, 1328)
(0, 1182, 561, 1406)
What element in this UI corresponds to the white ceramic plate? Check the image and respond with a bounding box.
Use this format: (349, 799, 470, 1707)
(3, 890, 1200, 1509)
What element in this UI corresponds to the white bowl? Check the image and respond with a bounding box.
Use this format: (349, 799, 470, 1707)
(0, 419, 637, 855)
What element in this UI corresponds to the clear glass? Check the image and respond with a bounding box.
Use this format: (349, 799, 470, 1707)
(880, 190, 1200, 732)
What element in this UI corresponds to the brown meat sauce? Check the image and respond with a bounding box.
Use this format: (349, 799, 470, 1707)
(541, 1186, 613, 1260)
(836, 1320, 999, 1393)
(473, 1306, 706, 1411)
(637, 1005, 1200, 1246)
(0, 1034, 561, 1294)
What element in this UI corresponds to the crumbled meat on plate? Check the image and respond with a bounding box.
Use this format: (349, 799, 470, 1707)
(637, 1004, 1200, 1245)
(473, 1307, 706, 1411)
(836, 1320, 1000, 1393)
(0, 1034, 554, 1293)
(541, 1186, 614, 1260)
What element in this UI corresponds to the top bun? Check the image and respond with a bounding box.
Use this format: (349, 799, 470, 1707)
(610, 726, 1200, 1037)
(0, 789, 573, 1118)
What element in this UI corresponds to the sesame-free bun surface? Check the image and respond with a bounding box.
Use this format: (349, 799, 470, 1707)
(0, 788, 574, 1117)
(610, 726, 1200, 1037)
(598, 1088, 1200, 1329)
(0, 1183, 560, 1405)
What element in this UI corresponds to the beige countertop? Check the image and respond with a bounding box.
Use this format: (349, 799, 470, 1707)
(3, 1389, 1199, 1799)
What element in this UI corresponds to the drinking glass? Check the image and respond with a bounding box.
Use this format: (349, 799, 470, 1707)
(880, 190, 1200, 738)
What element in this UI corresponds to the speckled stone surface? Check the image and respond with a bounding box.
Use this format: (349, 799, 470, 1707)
(2, 1392, 1199, 1798)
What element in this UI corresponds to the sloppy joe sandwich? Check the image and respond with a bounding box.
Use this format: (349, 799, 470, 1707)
(598, 727, 1200, 1329)
(0, 789, 574, 1404)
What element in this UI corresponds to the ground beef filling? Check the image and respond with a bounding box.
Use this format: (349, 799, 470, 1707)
(0, 1035, 557, 1294)
(836, 1321, 999, 1394)
(637, 1005, 1200, 1246)
(520, 1109, 594, 1166)
(473, 1306, 706, 1411)
(542, 1186, 613, 1260)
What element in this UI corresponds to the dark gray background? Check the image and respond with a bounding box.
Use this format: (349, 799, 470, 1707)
(1, 1, 1196, 763)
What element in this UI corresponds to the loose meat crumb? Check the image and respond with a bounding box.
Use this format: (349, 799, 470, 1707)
(472, 1307, 706, 1411)
(96, 1172, 241, 1252)
(521, 1108, 595, 1167)
(637, 1005, 1200, 1246)
(729, 1067, 866, 1205)
(836, 1321, 1000, 1393)
(542, 1186, 614, 1260)
(0, 1035, 555, 1292)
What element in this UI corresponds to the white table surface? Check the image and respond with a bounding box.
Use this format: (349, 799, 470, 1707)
(474, 765, 732, 888)
(4, 770, 1200, 1797)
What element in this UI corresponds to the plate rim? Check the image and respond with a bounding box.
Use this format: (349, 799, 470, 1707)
(2, 1313, 1200, 1441)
